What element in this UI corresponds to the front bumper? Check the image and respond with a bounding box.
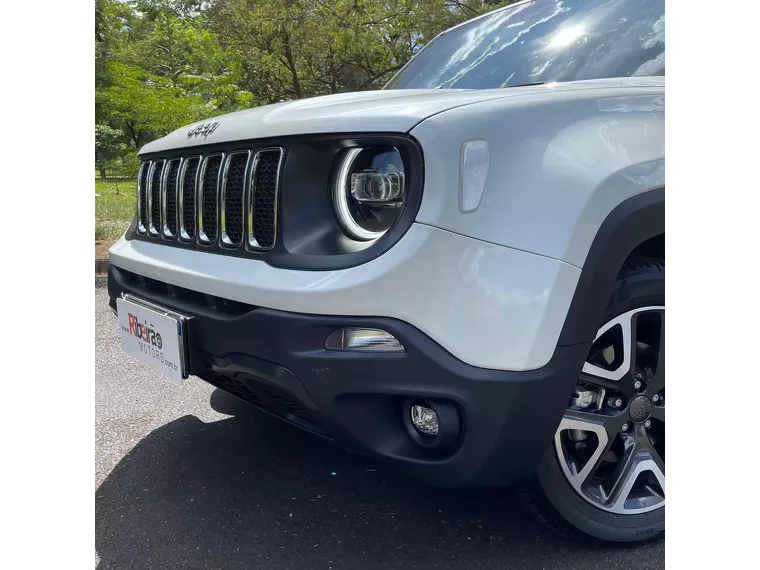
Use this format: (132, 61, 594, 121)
(108, 264, 588, 487)
(109, 223, 581, 371)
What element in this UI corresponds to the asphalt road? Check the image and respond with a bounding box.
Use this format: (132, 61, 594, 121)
(95, 281, 664, 570)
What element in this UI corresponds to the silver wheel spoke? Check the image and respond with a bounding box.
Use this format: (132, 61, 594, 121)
(555, 416, 609, 488)
(604, 431, 639, 508)
(581, 307, 664, 385)
(609, 454, 665, 512)
(638, 430, 665, 476)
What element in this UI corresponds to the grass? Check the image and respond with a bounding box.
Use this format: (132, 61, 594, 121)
(95, 179, 136, 241)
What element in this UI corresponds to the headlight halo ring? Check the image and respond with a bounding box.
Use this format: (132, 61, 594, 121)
(332, 146, 406, 241)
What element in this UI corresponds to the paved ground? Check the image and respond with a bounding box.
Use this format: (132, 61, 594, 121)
(95, 281, 664, 569)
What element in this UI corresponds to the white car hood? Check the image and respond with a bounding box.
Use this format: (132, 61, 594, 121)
(140, 78, 665, 154)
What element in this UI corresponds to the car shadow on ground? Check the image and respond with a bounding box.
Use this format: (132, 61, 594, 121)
(95, 390, 657, 570)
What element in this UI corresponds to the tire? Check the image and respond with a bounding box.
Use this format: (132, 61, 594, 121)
(524, 256, 665, 544)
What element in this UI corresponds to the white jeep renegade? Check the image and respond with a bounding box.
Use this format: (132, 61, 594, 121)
(109, 0, 665, 544)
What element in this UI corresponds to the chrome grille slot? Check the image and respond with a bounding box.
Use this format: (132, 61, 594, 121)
(179, 156, 201, 241)
(198, 154, 224, 244)
(249, 148, 283, 250)
(221, 151, 251, 247)
(162, 158, 182, 238)
(147, 159, 165, 236)
(136, 162, 150, 234)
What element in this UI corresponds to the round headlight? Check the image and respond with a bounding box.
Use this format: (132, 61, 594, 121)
(332, 146, 406, 241)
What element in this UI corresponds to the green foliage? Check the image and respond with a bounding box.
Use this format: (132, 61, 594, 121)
(209, 0, 513, 102)
(95, 179, 137, 240)
(95, 0, 516, 160)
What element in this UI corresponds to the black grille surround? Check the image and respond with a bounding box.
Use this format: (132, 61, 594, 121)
(129, 134, 424, 271)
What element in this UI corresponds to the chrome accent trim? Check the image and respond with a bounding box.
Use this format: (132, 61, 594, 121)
(136, 161, 149, 234)
(147, 159, 165, 237)
(332, 148, 381, 241)
(247, 147, 284, 250)
(197, 153, 225, 245)
(220, 150, 252, 248)
(178, 155, 202, 242)
(162, 158, 182, 239)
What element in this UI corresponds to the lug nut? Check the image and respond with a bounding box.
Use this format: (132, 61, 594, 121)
(644, 419, 652, 428)
(620, 422, 629, 432)
(633, 380, 643, 390)
(652, 394, 660, 403)
(608, 397, 623, 409)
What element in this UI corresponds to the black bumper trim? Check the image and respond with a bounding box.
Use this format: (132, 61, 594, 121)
(558, 188, 665, 346)
(108, 264, 589, 487)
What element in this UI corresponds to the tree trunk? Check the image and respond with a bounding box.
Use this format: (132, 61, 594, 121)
(125, 123, 143, 149)
(280, 25, 302, 99)
(99, 165, 107, 180)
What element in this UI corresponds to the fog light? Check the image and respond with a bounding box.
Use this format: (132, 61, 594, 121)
(410, 404, 439, 436)
(325, 328, 404, 352)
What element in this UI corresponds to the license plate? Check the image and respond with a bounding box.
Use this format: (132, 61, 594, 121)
(116, 295, 189, 383)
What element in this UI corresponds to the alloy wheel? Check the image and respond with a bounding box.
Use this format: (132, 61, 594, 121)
(554, 306, 665, 514)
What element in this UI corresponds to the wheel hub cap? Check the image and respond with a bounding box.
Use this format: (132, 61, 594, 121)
(628, 395, 652, 423)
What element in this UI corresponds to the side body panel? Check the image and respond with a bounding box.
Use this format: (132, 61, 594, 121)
(411, 84, 665, 267)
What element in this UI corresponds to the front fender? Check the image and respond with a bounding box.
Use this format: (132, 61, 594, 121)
(410, 84, 665, 268)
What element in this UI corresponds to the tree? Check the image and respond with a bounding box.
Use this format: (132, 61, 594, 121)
(95, 0, 517, 167)
(97, 61, 212, 146)
(95, 124, 127, 179)
(209, 0, 517, 103)
(96, 0, 249, 156)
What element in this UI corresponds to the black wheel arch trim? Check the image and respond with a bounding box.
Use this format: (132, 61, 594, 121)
(557, 187, 665, 347)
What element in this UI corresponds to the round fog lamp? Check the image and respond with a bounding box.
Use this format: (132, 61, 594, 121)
(410, 404, 439, 436)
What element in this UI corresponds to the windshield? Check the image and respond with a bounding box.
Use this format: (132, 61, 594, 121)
(385, 0, 664, 90)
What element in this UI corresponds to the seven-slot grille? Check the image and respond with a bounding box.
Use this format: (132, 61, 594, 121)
(136, 148, 283, 252)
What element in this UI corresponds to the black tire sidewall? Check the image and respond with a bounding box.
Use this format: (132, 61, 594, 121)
(535, 260, 665, 543)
